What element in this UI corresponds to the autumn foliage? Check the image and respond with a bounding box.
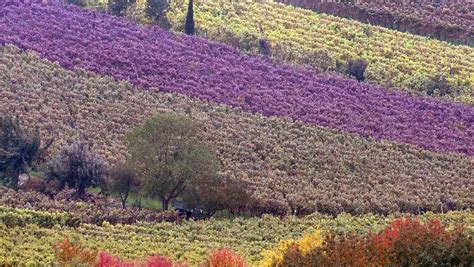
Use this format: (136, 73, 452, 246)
(263, 219, 473, 266)
(206, 249, 246, 267)
(53, 239, 97, 266)
(52, 219, 472, 266)
(53, 240, 246, 267)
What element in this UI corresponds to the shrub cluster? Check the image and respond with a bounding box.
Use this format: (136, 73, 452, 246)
(53, 239, 245, 267)
(263, 219, 474, 266)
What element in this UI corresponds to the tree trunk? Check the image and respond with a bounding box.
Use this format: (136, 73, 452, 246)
(162, 198, 169, 211)
(76, 184, 86, 199)
(120, 194, 128, 209)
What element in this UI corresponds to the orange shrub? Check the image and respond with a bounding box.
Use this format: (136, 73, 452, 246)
(53, 239, 98, 266)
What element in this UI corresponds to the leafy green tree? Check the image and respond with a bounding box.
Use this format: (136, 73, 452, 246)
(0, 115, 52, 189)
(182, 175, 250, 217)
(184, 0, 195, 35)
(108, 0, 136, 17)
(107, 166, 139, 209)
(48, 139, 107, 199)
(125, 113, 218, 211)
(146, 0, 171, 29)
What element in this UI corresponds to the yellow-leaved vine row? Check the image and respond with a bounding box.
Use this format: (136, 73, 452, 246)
(0, 207, 472, 265)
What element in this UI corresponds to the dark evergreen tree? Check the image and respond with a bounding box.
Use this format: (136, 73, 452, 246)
(184, 0, 195, 35)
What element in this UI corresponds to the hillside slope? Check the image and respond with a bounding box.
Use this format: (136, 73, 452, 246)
(1, 2, 473, 155)
(2, 46, 473, 215)
(276, 0, 474, 45)
(167, 0, 474, 104)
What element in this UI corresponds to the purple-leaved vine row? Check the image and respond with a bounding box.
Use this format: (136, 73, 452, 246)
(0, 2, 473, 155)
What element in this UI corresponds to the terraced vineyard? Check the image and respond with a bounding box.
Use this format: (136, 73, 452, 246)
(0, 0, 473, 266)
(276, 0, 474, 46)
(167, 0, 474, 104)
(2, 46, 472, 215)
(1, 207, 472, 265)
(1, 3, 473, 156)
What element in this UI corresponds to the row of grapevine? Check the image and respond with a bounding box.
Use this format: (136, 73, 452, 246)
(1, 3, 473, 155)
(0, 187, 177, 225)
(1, 46, 472, 215)
(275, 0, 474, 46)
(166, 0, 473, 104)
(1, 207, 472, 265)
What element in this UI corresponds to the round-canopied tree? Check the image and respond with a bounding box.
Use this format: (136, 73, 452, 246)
(125, 113, 218, 211)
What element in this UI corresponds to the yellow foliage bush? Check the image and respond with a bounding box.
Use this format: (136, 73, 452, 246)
(259, 228, 323, 266)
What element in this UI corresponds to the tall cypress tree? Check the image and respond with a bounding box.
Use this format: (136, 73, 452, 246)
(184, 0, 195, 35)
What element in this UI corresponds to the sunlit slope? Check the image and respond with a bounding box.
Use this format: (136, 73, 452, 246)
(167, 0, 474, 104)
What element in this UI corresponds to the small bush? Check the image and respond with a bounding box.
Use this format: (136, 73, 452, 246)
(47, 139, 107, 199)
(346, 59, 368, 82)
(108, 0, 136, 17)
(260, 229, 323, 266)
(206, 248, 246, 267)
(53, 239, 98, 266)
(421, 74, 453, 96)
(19, 176, 47, 193)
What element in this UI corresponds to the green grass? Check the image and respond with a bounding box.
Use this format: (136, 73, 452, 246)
(87, 187, 163, 211)
(126, 193, 163, 211)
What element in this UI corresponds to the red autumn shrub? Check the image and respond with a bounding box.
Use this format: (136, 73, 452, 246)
(371, 218, 473, 266)
(145, 255, 175, 267)
(95, 252, 129, 267)
(206, 249, 246, 267)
